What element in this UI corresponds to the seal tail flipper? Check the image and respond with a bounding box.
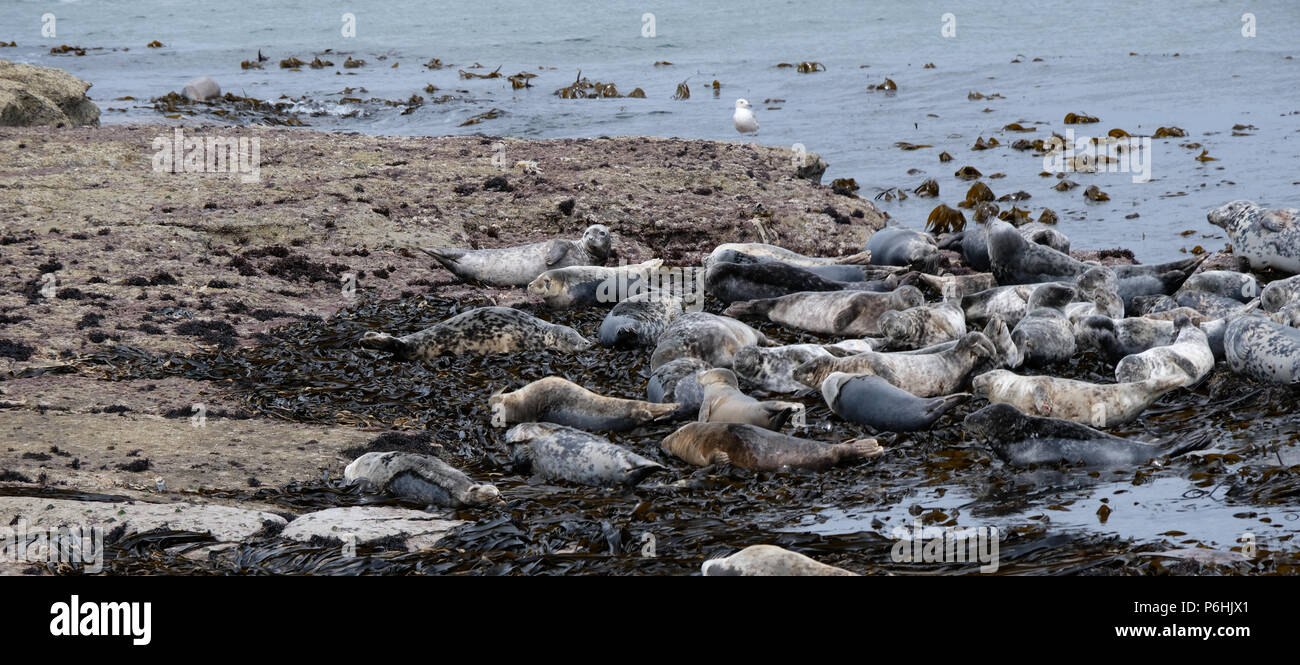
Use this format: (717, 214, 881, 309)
(359, 332, 410, 359)
(418, 246, 465, 273)
(838, 438, 884, 462)
(834, 250, 873, 265)
(926, 392, 971, 417)
(761, 403, 795, 431)
(623, 461, 666, 486)
(1163, 430, 1214, 459)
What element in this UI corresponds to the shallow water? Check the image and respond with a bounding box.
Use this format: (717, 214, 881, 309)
(57, 290, 1300, 575)
(3, 0, 1299, 261)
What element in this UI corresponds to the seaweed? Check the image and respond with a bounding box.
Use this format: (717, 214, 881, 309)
(459, 108, 503, 127)
(913, 179, 938, 198)
(867, 78, 897, 91)
(1064, 112, 1100, 124)
(795, 61, 826, 73)
(460, 65, 503, 80)
(1084, 185, 1110, 201)
(953, 165, 981, 180)
(1153, 126, 1186, 138)
(280, 57, 306, 69)
(508, 72, 536, 89)
(673, 80, 690, 100)
(926, 204, 966, 234)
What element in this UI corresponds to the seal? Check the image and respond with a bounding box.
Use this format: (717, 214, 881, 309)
(1129, 294, 1178, 315)
(1261, 275, 1300, 312)
(723, 286, 923, 336)
(527, 259, 662, 309)
(709, 248, 876, 283)
(598, 289, 683, 349)
(821, 372, 969, 431)
(986, 220, 1207, 304)
(420, 224, 611, 286)
(866, 227, 944, 271)
(647, 357, 710, 418)
(1179, 270, 1261, 304)
(489, 377, 679, 431)
(1010, 283, 1077, 367)
(1064, 266, 1124, 322)
(1272, 302, 1300, 328)
(701, 545, 857, 576)
(344, 452, 500, 507)
(732, 340, 872, 393)
(793, 332, 998, 397)
(1115, 314, 1214, 386)
(878, 300, 966, 350)
(964, 403, 1213, 468)
(359, 306, 591, 359)
(503, 422, 665, 487)
(1224, 316, 1300, 385)
(707, 243, 872, 268)
(972, 369, 1183, 427)
(1073, 314, 1175, 362)
(697, 368, 804, 430)
(1207, 200, 1300, 274)
(182, 76, 221, 102)
(892, 316, 1018, 369)
(650, 312, 770, 369)
(915, 272, 998, 299)
(661, 422, 882, 471)
(1173, 290, 1258, 320)
(704, 260, 861, 304)
(958, 220, 1070, 271)
(961, 284, 1040, 327)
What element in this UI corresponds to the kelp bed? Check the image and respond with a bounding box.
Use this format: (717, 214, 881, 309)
(40, 290, 1300, 575)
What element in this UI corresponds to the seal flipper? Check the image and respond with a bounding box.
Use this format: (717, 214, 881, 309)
(1161, 430, 1214, 459)
(835, 438, 884, 462)
(925, 392, 971, 418)
(418, 246, 464, 269)
(544, 241, 571, 266)
(359, 332, 412, 360)
(760, 403, 795, 431)
(832, 300, 863, 333)
(622, 461, 667, 486)
(1259, 211, 1289, 233)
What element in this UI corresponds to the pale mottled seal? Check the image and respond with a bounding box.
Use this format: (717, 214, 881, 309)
(821, 372, 969, 431)
(344, 452, 500, 507)
(490, 377, 679, 430)
(972, 369, 1182, 427)
(647, 357, 710, 418)
(1261, 275, 1300, 312)
(793, 332, 998, 397)
(359, 306, 591, 359)
(1115, 315, 1214, 386)
(732, 340, 872, 394)
(964, 403, 1212, 468)
(420, 224, 611, 286)
(182, 76, 221, 102)
(961, 283, 1055, 327)
(1180, 270, 1261, 304)
(707, 243, 872, 268)
(650, 312, 769, 369)
(1174, 290, 1257, 320)
(1011, 283, 1077, 367)
(1207, 201, 1300, 274)
(704, 260, 860, 304)
(598, 289, 683, 348)
(1064, 266, 1124, 322)
(527, 259, 663, 309)
(661, 422, 882, 471)
(866, 227, 944, 271)
(1224, 316, 1300, 385)
(879, 300, 966, 350)
(723, 286, 923, 336)
(702, 545, 857, 576)
(1272, 302, 1300, 328)
(697, 368, 804, 431)
(503, 422, 665, 487)
(915, 272, 998, 299)
(709, 248, 874, 282)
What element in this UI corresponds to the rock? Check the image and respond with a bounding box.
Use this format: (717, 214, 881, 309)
(795, 152, 829, 184)
(280, 506, 465, 550)
(0, 497, 284, 542)
(182, 76, 221, 102)
(0, 59, 100, 127)
(344, 451, 500, 507)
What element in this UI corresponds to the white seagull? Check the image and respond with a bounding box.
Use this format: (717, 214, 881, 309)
(733, 98, 758, 135)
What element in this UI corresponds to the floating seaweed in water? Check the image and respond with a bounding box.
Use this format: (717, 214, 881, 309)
(913, 179, 938, 198)
(1084, 185, 1110, 201)
(1153, 126, 1186, 138)
(1037, 208, 1059, 225)
(895, 142, 932, 151)
(627, 88, 646, 98)
(1003, 123, 1035, 132)
(146, 40, 164, 48)
(508, 72, 536, 89)
(344, 56, 365, 68)
(280, 57, 306, 69)
(460, 66, 503, 80)
(459, 108, 503, 127)
(796, 61, 826, 73)
(1053, 179, 1079, 191)
(554, 71, 625, 99)
(1108, 128, 1130, 138)
(926, 204, 966, 234)
(957, 182, 994, 209)
(954, 165, 981, 180)
(967, 91, 1003, 100)
(1195, 149, 1218, 162)
(673, 80, 690, 100)
(0, 41, 17, 48)
(971, 136, 999, 151)
(310, 57, 334, 69)
(998, 206, 1033, 225)
(923, 62, 935, 69)
(867, 78, 897, 91)
(240, 59, 263, 70)
(1064, 112, 1100, 124)
(654, 61, 673, 66)
(149, 91, 307, 127)
(938, 151, 953, 163)
(424, 58, 447, 69)
(49, 45, 88, 56)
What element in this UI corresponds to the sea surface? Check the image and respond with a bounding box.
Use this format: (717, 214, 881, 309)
(3, 1, 1299, 260)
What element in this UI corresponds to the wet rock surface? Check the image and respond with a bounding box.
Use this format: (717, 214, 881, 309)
(0, 59, 100, 127)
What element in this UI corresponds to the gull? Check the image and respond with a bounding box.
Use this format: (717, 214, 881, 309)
(733, 98, 758, 135)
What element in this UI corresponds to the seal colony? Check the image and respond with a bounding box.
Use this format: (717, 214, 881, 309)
(341, 195, 1297, 575)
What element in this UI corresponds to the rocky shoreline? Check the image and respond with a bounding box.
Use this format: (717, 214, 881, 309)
(0, 124, 890, 572)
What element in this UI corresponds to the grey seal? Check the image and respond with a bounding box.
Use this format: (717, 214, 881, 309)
(1207, 200, 1300, 274)
(697, 369, 803, 430)
(1261, 275, 1300, 312)
(723, 286, 923, 336)
(527, 259, 662, 309)
(359, 306, 591, 359)
(650, 312, 770, 369)
(1224, 316, 1300, 385)
(972, 369, 1183, 427)
(1010, 283, 1077, 367)
(420, 224, 611, 286)
(647, 357, 710, 418)
(706, 243, 872, 268)
(731, 340, 872, 394)
(598, 289, 683, 348)
(490, 377, 679, 430)
(182, 76, 221, 102)
(820, 372, 969, 431)
(866, 227, 944, 272)
(1115, 314, 1214, 387)
(660, 422, 882, 471)
(504, 422, 665, 487)
(964, 403, 1213, 468)
(702, 545, 857, 576)
(1179, 270, 1261, 304)
(878, 300, 966, 349)
(708, 248, 875, 282)
(704, 260, 864, 304)
(344, 452, 500, 507)
(793, 332, 999, 397)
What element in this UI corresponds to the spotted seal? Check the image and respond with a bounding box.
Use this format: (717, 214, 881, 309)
(1173, 290, 1258, 320)
(527, 259, 662, 309)
(972, 369, 1183, 427)
(697, 368, 804, 431)
(723, 286, 923, 336)
(709, 248, 876, 283)
(661, 422, 882, 471)
(1207, 201, 1300, 274)
(964, 403, 1213, 468)
(1064, 266, 1124, 322)
(702, 545, 857, 576)
(706, 243, 872, 268)
(731, 340, 872, 394)
(1114, 314, 1214, 386)
(961, 284, 1042, 327)
(359, 306, 591, 359)
(344, 452, 500, 507)
(1179, 270, 1261, 304)
(878, 300, 966, 350)
(504, 422, 665, 487)
(1261, 275, 1300, 312)
(821, 372, 969, 431)
(598, 289, 683, 348)
(647, 357, 710, 418)
(490, 377, 679, 430)
(420, 224, 611, 286)
(650, 312, 770, 369)
(1010, 283, 1078, 367)
(1224, 316, 1300, 385)
(793, 332, 998, 397)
